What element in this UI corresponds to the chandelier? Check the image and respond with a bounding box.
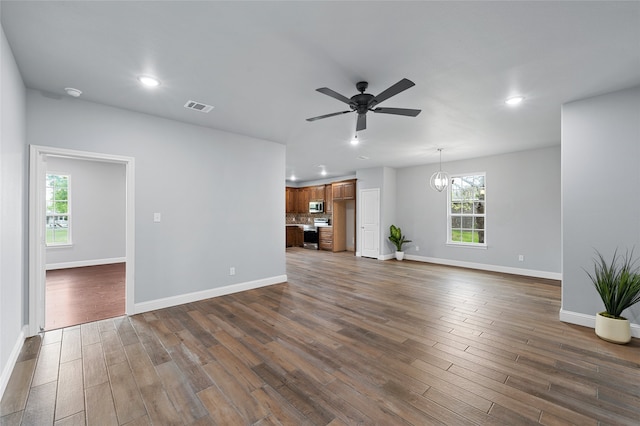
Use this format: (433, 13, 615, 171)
(429, 148, 450, 192)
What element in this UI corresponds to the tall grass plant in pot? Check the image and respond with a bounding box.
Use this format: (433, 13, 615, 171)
(586, 249, 640, 344)
(388, 225, 411, 261)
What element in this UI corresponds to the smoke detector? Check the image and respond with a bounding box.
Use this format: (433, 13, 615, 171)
(184, 100, 214, 113)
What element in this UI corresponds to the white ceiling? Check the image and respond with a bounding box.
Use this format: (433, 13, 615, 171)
(2, 1, 639, 182)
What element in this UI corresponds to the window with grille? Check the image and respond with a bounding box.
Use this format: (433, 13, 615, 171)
(448, 173, 486, 246)
(46, 173, 71, 246)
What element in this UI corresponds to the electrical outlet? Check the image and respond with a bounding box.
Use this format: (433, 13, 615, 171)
(153, 212, 161, 222)
(229, 267, 235, 276)
(518, 255, 524, 261)
(415, 246, 420, 251)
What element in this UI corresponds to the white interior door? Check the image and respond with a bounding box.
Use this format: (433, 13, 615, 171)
(360, 188, 380, 259)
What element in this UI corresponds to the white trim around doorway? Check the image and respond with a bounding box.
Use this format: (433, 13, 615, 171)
(28, 145, 135, 336)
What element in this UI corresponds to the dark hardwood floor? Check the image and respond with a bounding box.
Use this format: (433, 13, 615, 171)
(2, 249, 638, 425)
(45, 263, 126, 330)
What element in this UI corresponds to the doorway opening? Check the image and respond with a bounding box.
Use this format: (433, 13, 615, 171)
(29, 145, 135, 336)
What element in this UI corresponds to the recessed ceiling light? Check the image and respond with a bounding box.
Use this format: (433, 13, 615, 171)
(64, 87, 82, 97)
(350, 135, 359, 145)
(137, 75, 160, 87)
(290, 175, 296, 181)
(505, 96, 525, 105)
(320, 169, 327, 176)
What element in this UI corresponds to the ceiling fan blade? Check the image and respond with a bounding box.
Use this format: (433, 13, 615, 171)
(372, 107, 422, 117)
(306, 110, 352, 122)
(316, 87, 353, 105)
(356, 113, 367, 132)
(370, 78, 415, 106)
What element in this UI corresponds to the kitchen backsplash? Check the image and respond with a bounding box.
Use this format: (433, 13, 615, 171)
(286, 213, 331, 225)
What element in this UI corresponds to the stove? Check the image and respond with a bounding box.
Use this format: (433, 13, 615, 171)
(302, 218, 330, 249)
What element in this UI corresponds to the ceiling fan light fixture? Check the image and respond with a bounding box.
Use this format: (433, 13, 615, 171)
(350, 134, 359, 145)
(306, 78, 421, 133)
(429, 148, 450, 192)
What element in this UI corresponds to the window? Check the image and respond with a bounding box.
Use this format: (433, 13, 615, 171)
(46, 173, 71, 245)
(448, 173, 485, 246)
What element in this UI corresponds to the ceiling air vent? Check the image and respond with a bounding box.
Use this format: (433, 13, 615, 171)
(184, 100, 214, 113)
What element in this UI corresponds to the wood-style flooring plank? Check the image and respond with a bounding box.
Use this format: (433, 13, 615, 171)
(59, 327, 82, 364)
(82, 342, 108, 389)
(0, 359, 36, 417)
(31, 341, 61, 387)
(53, 411, 85, 426)
(85, 381, 118, 426)
(54, 358, 84, 421)
(107, 361, 147, 424)
(21, 382, 56, 426)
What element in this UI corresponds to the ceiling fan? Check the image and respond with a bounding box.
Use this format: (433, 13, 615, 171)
(306, 78, 421, 132)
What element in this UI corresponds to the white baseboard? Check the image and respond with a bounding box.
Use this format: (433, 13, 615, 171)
(379, 253, 395, 260)
(1, 326, 27, 402)
(560, 309, 640, 338)
(46, 257, 126, 270)
(402, 254, 562, 280)
(134, 275, 287, 314)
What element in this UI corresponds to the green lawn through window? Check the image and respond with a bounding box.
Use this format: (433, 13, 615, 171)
(451, 230, 480, 243)
(46, 228, 68, 244)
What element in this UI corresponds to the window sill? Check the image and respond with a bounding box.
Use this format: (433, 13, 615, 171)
(46, 243, 73, 249)
(446, 243, 487, 250)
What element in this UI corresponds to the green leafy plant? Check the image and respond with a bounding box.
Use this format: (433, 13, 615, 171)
(388, 225, 412, 252)
(585, 249, 640, 319)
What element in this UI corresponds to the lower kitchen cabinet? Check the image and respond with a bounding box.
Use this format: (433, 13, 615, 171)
(318, 227, 333, 251)
(286, 226, 303, 248)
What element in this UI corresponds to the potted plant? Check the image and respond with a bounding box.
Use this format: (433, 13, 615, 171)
(586, 249, 640, 344)
(388, 225, 412, 261)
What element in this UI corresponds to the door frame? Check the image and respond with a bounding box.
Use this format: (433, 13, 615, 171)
(28, 145, 135, 336)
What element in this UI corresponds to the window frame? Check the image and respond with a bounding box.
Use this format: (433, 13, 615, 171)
(45, 172, 72, 247)
(446, 172, 487, 248)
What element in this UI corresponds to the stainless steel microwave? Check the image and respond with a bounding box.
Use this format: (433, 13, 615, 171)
(309, 201, 324, 213)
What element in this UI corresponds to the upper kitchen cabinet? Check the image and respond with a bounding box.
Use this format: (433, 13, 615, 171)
(332, 180, 356, 200)
(286, 187, 298, 213)
(297, 187, 310, 213)
(324, 184, 333, 214)
(310, 185, 325, 202)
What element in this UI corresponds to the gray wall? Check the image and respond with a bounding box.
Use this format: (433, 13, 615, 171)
(0, 23, 27, 395)
(562, 86, 640, 325)
(396, 146, 561, 275)
(27, 89, 286, 304)
(45, 157, 126, 267)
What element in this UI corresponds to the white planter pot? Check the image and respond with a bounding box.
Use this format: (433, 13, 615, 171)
(595, 312, 631, 344)
(395, 251, 404, 261)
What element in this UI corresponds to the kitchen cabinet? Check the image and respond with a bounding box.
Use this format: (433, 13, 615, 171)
(286, 187, 297, 213)
(324, 184, 333, 214)
(332, 180, 356, 200)
(297, 188, 310, 213)
(310, 185, 325, 202)
(319, 227, 333, 251)
(286, 226, 303, 248)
